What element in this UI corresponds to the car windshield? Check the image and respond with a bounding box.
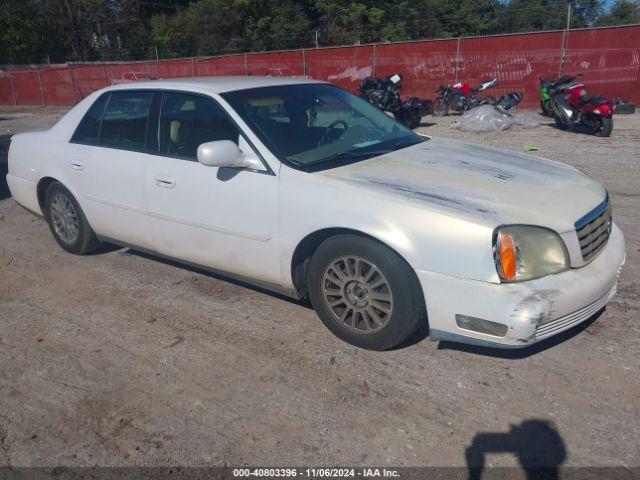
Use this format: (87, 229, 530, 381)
(221, 84, 425, 170)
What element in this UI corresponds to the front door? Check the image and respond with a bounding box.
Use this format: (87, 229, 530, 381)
(145, 91, 280, 285)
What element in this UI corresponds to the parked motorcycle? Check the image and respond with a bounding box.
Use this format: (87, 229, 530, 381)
(433, 79, 498, 116)
(358, 74, 433, 129)
(548, 74, 614, 137)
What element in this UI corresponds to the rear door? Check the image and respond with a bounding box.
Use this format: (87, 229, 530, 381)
(145, 91, 280, 285)
(66, 90, 158, 249)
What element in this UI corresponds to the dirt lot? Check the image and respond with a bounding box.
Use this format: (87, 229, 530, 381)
(1, 106, 639, 472)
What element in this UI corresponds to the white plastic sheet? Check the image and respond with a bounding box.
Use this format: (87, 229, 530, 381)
(452, 105, 539, 132)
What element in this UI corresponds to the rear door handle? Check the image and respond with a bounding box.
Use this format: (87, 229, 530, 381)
(70, 161, 84, 171)
(154, 176, 176, 189)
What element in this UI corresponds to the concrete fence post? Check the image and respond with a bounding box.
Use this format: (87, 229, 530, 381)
(37, 70, 46, 106)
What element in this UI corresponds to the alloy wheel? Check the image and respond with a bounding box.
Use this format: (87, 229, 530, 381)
(321, 255, 394, 334)
(50, 193, 80, 244)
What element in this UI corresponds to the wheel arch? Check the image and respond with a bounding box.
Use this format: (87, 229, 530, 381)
(36, 176, 60, 217)
(290, 227, 426, 310)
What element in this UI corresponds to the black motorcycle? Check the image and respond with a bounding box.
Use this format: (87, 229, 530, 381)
(358, 74, 433, 129)
(433, 79, 498, 116)
(434, 79, 523, 116)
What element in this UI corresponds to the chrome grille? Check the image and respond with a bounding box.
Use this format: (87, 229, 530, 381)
(575, 198, 611, 262)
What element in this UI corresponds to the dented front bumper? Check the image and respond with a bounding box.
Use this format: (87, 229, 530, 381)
(418, 223, 626, 349)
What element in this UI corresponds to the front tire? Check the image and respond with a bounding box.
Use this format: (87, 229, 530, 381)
(307, 235, 426, 350)
(45, 182, 101, 254)
(433, 99, 448, 117)
(540, 99, 552, 116)
(554, 115, 570, 130)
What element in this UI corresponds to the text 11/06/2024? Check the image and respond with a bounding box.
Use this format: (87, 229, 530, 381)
(233, 468, 400, 478)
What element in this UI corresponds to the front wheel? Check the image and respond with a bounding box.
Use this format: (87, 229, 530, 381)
(307, 235, 426, 350)
(554, 115, 570, 131)
(433, 98, 449, 117)
(45, 182, 101, 254)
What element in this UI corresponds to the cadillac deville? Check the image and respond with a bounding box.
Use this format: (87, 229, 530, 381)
(6, 77, 626, 350)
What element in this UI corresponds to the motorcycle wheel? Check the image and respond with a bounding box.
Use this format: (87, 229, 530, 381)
(393, 112, 420, 129)
(594, 116, 613, 137)
(407, 115, 421, 129)
(554, 115, 570, 131)
(540, 100, 552, 116)
(433, 99, 448, 117)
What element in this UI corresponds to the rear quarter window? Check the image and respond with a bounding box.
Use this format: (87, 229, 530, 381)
(70, 93, 109, 145)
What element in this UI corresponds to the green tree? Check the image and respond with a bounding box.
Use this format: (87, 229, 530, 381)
(0, 1, 42, 64)
(596, 0, 640, 25)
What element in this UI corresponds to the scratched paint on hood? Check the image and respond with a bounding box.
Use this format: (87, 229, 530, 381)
(339, 174, 505, 222)
(321, 136, 606, 230)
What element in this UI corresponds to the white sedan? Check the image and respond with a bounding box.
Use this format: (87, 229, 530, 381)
(6, 77, 626, 350)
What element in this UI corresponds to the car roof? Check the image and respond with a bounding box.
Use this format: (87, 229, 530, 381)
(104, 76, 326, 94)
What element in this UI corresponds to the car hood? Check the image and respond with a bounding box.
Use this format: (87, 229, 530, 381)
(320, 137, 606, 232)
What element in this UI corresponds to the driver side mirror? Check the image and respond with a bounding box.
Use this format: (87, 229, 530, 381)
(197, 140, 252, 169)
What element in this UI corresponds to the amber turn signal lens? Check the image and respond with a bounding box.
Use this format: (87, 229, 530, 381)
(499, 231, 516, 280)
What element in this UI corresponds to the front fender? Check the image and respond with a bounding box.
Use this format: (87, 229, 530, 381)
(278, 166, 500, 289)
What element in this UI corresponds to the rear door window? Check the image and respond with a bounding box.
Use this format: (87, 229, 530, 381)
(99, 91, 153, 151)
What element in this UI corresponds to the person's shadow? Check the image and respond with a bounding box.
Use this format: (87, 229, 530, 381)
(466, 419, 567, 480)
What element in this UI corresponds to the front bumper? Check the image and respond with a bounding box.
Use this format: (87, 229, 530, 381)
(416, 223, 626, 348)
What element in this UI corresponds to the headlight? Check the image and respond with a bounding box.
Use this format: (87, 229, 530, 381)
(493, 225, 569, 282)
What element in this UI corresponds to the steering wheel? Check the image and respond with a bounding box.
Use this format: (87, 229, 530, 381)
(319, 119, 349, 146)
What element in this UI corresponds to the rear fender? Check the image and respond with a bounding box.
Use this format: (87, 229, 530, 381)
(591, 101, 614, 117)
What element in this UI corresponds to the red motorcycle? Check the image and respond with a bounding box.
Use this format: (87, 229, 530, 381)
(548, 74, 614, 137)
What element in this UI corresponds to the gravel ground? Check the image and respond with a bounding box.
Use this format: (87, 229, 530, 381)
(0, 106, 639, 472)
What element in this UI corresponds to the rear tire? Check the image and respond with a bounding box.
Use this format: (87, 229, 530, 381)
(595, 116, 613, 137)
(307, 234, 426, 350)
(44, 182, 101, 255)
(407, 115, 421, 129)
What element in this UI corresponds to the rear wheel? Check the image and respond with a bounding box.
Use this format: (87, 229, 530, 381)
(45, 182, 101, 254)
(307, 234, 426, 350)
(593, 116, 613, 137)
(407, 114, 422, 129)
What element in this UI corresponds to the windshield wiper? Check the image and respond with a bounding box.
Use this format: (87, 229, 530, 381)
(393, 139, 425, 151)
(318, 149, 393, 164)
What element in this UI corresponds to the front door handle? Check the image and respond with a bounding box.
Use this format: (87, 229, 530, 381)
(155, 176, 176, 189)
(70, 161, 84, 171)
